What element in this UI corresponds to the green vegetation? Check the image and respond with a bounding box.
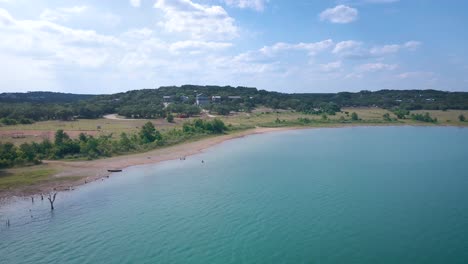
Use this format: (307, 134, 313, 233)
(392, 108, 410, 119)
(0, 167, 57, 190)
(351, 112, 359, 121)
(383, 113, 392, 121)
(0, 119, 228, 168)
(459, 114, 466, 122)
(166, 113, 174, 123)
(3, 87, 468, 125)
(410, 112, 438, 123)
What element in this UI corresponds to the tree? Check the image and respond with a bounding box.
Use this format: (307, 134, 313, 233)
(351, 112, 359, 121)
(19, 143, 38, 163)
(393, 109, 409, 119)
(383, 113, 392, 121)
(139, 122, 161, 143)
(211, 119, 227, 134)
(166, 113, 174, 123)
(459, 114, 466, 122)
(54, 130, 69, 146)
(119, 132, 133, 151)
(47, 192, 57, 211)
(213, 105, 231, 115)
(0, 142, 18, 168)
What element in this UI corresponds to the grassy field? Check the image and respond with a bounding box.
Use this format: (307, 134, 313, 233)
(1, 107, 468, 145)
(0, 165, 56, 190)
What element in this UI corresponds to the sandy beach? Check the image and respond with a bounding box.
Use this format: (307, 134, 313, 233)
(0, 127, 298, 202)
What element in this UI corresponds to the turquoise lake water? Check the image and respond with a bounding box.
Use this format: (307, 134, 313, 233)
(1, 126, 468, 264)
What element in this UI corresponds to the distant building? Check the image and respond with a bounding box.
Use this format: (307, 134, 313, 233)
(212, 96, 222, 103)
(228, 96, 242, 100)
(163, 96, 173, 103)
(196, 93, 210, 106)
(180, 95, 189, 102)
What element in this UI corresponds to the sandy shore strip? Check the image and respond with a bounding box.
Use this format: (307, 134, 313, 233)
(0, 127, 298, 202)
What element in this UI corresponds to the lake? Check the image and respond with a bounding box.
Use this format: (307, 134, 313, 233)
(1, 126, 468, 264)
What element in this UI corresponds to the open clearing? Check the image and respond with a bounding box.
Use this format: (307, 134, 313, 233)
(1, 108, 468, 145)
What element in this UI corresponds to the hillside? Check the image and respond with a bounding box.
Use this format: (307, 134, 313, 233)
(1, 86, 468, 124)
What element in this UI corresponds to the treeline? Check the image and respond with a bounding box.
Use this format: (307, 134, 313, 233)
(0, 119, 228, 168)
(2, 86, 468, 125)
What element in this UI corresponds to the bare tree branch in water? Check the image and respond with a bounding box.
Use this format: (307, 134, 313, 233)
(47, 193, 57, 211)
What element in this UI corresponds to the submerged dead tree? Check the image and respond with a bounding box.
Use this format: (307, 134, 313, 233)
(47, 193, 58, 211)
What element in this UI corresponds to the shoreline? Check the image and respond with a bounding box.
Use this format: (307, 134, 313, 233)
(1, 124, 466, 204)
(0, 126, 299, 203)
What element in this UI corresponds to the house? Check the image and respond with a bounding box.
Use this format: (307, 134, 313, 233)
(228, 96, 242, 100)
(212, 96, 222, 103)
(180, 95, 189, 102)
(196, 93, 210, 106)
(163, 96, 173, 103)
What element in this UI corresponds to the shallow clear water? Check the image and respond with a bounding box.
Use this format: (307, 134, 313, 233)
(1, 127, 468, 264)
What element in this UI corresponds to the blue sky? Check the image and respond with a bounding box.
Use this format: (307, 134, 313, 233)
(0, 0, 467, 94)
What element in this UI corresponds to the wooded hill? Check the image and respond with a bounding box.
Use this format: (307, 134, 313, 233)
(1, 86, 468, 124)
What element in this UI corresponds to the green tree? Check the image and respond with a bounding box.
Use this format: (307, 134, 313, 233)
(459, 114, 466, 122)
(166, 113, 175, 123)
(211, 119, 227, 134)
(0, 142, 18, 168)
(54, 129, 69, 146)
(351, 112, 359, 121)
(119, 133, 133, 152)
(18, 143, 38, 163)
(383, 113, 392, 121)
(139, 122, 162, 143)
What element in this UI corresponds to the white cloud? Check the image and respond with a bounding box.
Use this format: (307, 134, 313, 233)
(39, 6, 120, 28)
(1, 8, 122, 68)
(169, 40, 232, 54)
(130, 0, 141, 7)
(259, 40, 334, 56)
(154, 0, 238, 40)
(370, 41, 421, 56)
(364, 0, 399, 3)
(0, 53, 58, 92)
(357, 63, 397, 72)
(40, 6, 88, 22)
(319, 5, 358, 24)
(223, 0, 267, 11)
(404, 41, 421, 50)
(320, 61, 342, 72)
(397, 71, 434, 79)
(332, 40, 366, 58)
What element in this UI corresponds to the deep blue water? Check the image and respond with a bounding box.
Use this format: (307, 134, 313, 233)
(1, 127, 468, 264)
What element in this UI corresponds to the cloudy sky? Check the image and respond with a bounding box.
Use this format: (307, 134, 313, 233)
(0, 0, 467, 94)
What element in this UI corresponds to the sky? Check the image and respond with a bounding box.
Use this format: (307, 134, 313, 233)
(0, 0, 467, 94)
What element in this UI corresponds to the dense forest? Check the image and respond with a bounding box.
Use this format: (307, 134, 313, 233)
(1, 86, 468, 125)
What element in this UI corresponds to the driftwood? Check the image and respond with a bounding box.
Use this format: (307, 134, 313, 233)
(47, 193, 58, 211)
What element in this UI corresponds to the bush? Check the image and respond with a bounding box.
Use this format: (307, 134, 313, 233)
(166, 113, 175, 123)
(459, 114, 466, 122)
(411, 113, 437, 123)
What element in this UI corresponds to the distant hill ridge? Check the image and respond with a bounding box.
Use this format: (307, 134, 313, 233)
(0, 91, 96, 103)
(1, 86, 468, 124)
